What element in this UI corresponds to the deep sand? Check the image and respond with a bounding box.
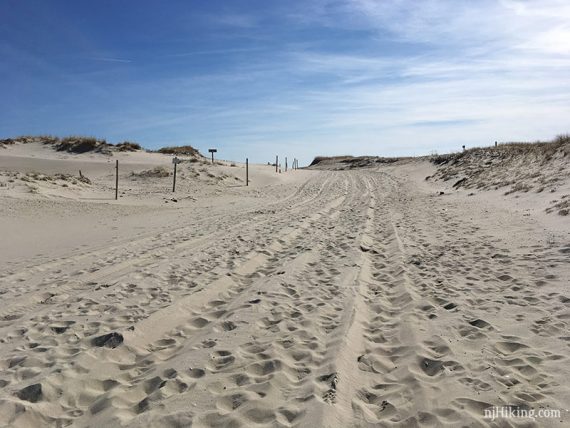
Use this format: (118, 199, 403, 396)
(0, 142, 569, 427)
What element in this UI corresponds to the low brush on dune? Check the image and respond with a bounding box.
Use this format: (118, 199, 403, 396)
(309, 155, 401, 170)
(0, 135, 144, 154)
(428, 135, 570, 195)
(157, 145, 201, 157)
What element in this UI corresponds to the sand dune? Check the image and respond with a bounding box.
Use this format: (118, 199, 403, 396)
(0, 140, 569, 427)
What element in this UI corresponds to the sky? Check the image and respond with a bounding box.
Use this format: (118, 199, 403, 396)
(1, 0, 569, 165)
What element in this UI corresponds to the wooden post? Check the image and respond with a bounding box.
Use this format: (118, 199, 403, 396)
(208, 148, 217, 164)
(115, 160, 118, 200)
(173, 162, 177, 192)
(285, 157, 287, 172)
(246, 158, 249, 186)
(276, 155, 278, 173)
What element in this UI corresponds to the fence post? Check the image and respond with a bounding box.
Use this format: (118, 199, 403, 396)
(115, 160, 119, 200)
(276, 155, 278, 173)
(246, 158, 249, 186)
(173, 162, 177, 192)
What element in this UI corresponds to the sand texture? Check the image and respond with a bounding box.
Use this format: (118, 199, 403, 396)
(0, 141, 569, 427)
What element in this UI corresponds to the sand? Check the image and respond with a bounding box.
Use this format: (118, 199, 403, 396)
(0, 142, 569, 427)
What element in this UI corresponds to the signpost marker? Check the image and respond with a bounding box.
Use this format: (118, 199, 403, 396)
(115, 160, 119, 200)
(172, 157, 181, 192)
(276, 155, 278, 173)
(208, 148, 217, 164)
(246, 158, 249, 186)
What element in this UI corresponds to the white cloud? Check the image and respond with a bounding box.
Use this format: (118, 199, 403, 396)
(34, 0, 569, 163)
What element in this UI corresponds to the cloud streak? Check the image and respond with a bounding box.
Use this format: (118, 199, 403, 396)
(1, 0, 568, 164)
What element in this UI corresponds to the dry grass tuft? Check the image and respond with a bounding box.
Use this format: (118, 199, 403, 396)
(0, 135, 143, 153)
(157, 145, 201, 157)
(131, 167, 170, 178)
(115, 141, 142, 152)
(56, 136, 111, 154)
(430, 135, 570, 197)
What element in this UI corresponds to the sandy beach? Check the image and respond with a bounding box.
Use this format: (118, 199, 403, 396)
(0, 140, 569, 427)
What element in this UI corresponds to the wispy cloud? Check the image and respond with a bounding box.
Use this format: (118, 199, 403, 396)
(1, 1, 568, 164)
(166, 47, 264, 58)
(88, 57, 131, 63)
(212, 13, 257, 29)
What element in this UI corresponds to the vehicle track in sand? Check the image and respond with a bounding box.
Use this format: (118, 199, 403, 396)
(0, 169, 568, 427)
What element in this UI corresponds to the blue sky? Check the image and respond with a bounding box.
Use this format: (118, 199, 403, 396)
(1, 0, 569, 164)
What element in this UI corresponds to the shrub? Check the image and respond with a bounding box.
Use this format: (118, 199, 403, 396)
(116, 141, 142, 152)
(56, 136, 110, 154)
(158, 145, 200, 156)
(131, 167, 170, 178)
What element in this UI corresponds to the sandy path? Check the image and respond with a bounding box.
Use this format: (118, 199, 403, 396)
(0, 169, 568, 427)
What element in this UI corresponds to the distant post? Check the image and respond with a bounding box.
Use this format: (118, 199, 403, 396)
(246, 158, 249, 186)
(495, 141, 498, 147)
(462, 145, 466, 151)
(172, 157, 181, 192)
(115, 160, 119, 200)
(285, 157, 288, 172)
(276, 155, 278, 173)
(209, 148, 217, 164)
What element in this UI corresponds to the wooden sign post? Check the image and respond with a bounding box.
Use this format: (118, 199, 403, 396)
(276, 155, 278, 173)
(115, 160, 119, 200)
(208, 148, 217, 164)
(172, 157, 182, 192)
(246, 158, 249, 186)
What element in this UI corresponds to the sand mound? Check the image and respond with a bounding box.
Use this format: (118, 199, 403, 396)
(309, 136, 570, 216)
(428, 135, 570, 195)
(115, 142, 142, 152)
(0, 135, 144, 155)
(309, 155, 400, 170)
(55, 136, 113, 154)
(131, 166, 171, 178)
(0, 170, 92, 197)
(157, 145, 201, 157)
(0, 138, 16, 149)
